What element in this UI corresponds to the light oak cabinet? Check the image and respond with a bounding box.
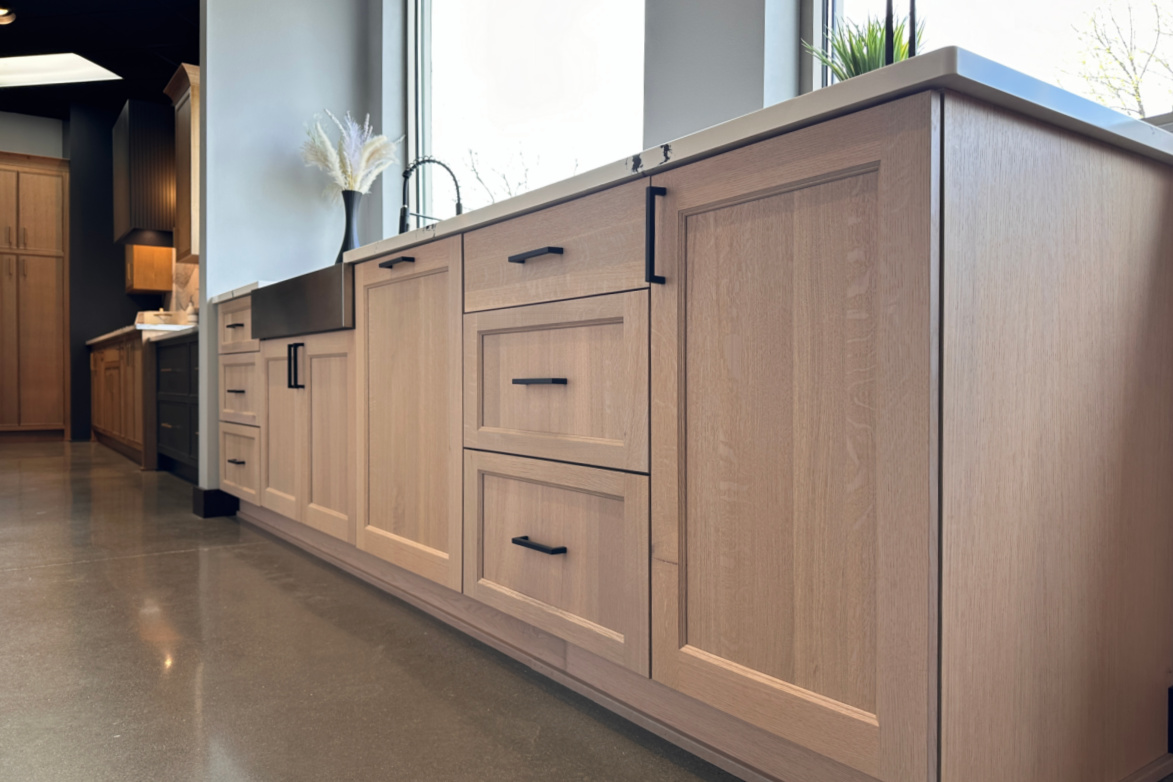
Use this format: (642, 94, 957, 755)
(0, 255, 17, 425)
(164, 64, 200, 265)
(258, 331, 354, 541)
(124, 245, 173, 294)
(355, 237, 463, 590)
(17, 255, 65, 428)
(89, 333, 144, 461)
(0, 168, 65, 254)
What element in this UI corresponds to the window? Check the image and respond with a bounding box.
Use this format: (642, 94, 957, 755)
(835, 0, 1173, 118)
(408, 0, 644, 227)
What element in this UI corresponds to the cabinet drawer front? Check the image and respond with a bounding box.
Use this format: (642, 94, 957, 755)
(218, 353, 259, 426)
(220, 422, 259, 504)
(464, 451, 649, 674)
(463, 180, 646, 312)
(464, 291, 649, 472)
(158, 343, 191, 396)
(218, 296, 258, 354)
(158, 401, 191, 457)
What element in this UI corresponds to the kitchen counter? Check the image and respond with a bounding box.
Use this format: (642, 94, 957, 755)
(87, 324, 196, 346)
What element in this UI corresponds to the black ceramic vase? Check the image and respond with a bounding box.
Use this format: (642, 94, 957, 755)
(336, 189, 361, 264)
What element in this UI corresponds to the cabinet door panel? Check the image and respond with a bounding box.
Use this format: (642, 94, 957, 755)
(356, 237, 463, 590)
(0, 255, 17, 425)
(302, 331, 353, 542)
(18, 255, 63, 427)
(260, 339, 302, 520)
(650, 94, 938, 781)
(18, 172, 63, 253)
(0, 171, 16, 252)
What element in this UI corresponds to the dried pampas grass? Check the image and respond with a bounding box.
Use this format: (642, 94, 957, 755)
(302, 110, 398, 197)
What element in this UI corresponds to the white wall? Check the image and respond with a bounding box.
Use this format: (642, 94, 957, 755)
(643, 0, 767, 149)
(0, 110, 66, 158)
(203, 0, 376, 298)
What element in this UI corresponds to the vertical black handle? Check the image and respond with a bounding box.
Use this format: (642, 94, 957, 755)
(289, 342, 305, 389)
(884, 0, 895, 65)
(287, 343, 293, 388)
(646, 185, 667, 284)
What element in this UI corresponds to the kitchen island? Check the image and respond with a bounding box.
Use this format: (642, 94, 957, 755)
(212, 48, 1173, 782)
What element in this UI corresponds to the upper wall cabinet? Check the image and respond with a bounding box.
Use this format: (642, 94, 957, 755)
(164, 64, 200, 265)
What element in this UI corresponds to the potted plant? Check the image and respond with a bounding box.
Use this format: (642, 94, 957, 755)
(302, 111, 398, 263)
(805, 16, 925, 82)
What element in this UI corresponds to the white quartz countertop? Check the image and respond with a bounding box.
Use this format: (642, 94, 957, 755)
(86, 324, 199, 346)
(208, 281, 270, 306)
(209, 47, 1173, 296)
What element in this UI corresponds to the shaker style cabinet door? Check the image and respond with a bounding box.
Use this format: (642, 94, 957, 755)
(298, 331, 354, 542)
(260, 338, 304, 521)
(355, 237, 463, 590)
(0, 171, 16, 252)
(17, 255, 64, 427)
(0, 254, 17, 425)
(648, 93, 940, 781)
(17, 172, 64, 254)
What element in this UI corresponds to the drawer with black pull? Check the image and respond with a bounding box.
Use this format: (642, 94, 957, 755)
(218, 295, 259, 354)
(218, 353, 260, 426)
(220, 422, 260, 504)
(463, 450, 649, 674)
(462, 179, 647, 312)
(463, 289, 648, 472)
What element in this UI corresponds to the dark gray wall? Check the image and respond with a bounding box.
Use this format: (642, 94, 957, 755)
(0, 110, 67, 158)
(67, 103, 163, 440)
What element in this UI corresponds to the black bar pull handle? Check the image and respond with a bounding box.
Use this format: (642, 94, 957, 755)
(289, 342, 305, 389)
(512, 377, 567, 385)
(646, 186, 667, 284)
(226, 388, 246, 394)
(379, 255, 415, 269)
(227, 458, 246, 466)
(225, 323, 245, 329)
(286, 343, 293, 388)
(511, 535, 567, 555)
(508, 246, 563, 264)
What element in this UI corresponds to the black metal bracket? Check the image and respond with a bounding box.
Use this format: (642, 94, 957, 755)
(225, 389, 246, 394)
(646, 185, 667, 284)
(288, 342, 305, 389)
(884, 0, 918, 64)
(508, 246, 563, 264)
(511, 535, 567, 556)
(227, 459, 246, 466)
(512, 378, 567, 385)
(379, 256, 415, 269)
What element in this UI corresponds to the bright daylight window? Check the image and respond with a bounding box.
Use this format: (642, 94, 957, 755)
(834, 0, 1173, 118)
(411, 0, 644, 226)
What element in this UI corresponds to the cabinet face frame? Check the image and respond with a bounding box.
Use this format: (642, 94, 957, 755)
(299, 331, 355, 543)
(354, 237, 464, 591)
(648, 93, 940, 781)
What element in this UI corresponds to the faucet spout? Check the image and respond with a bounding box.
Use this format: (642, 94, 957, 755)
(400, 157, 463, 234)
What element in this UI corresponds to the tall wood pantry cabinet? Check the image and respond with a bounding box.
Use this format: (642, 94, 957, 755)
(0, 153, 68, 434)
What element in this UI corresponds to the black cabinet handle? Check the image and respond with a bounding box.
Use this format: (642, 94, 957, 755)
(288, 342, 305, 389)
(226, 388, 246, 394)
(646, 186, 667, 284)
(378, 255, 415, 269)
(511, 535, 567, 555)
(512, 378, 567, 385)
(508, 246, 563, 264)
(225, 323, 245, 329)
(227, 458, 246, 466)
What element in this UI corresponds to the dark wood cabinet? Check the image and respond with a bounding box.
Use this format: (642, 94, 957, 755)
(155, 331, 198, 482)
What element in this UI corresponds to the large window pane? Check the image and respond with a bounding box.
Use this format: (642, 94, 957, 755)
(420, 0, 644, 222)
(835, 0, 1173, 117)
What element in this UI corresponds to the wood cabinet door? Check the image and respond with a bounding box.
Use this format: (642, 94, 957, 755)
(649, 94, 939, 781)
(300, 331, 354, 542)
(0, 254, 17, 425)
(260, 338, 303, 520)
(102, 361, 122, 436)
(18, 172, 63, 253)
(17, 255, 63, 427)
(355, 237, 463, 590)
(0, 171, 16, 252)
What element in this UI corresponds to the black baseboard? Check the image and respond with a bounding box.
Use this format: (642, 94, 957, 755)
(192, 487, 239, 518)
(158, 453, 198, 484)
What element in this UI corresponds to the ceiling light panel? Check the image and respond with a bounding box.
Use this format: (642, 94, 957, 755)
(0, 53, 120, 88)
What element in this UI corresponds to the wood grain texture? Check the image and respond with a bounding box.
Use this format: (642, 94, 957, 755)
(463, 290, 649, 472)
(463, 179, 647, 312)
(463, 451, 650, 674)
(0, 171, 15, 251)
(0, 255, 16, 425)
(941, 93, 1173, 782)
(302, 331, 354, 543)
(165, 64, 200, 264)
(218, 296, 259, 354)
(18, 255, 64, 427)
(124, 245, 173, 293)
(17, 172, 63, 254)
(355, 237, 463, 590)
(220, 422, 260, 503)
(218, 352, 260, 426)
(650, 92, 939, 781)
(260, 338, 301, 520)
(239, 500, 882, 782)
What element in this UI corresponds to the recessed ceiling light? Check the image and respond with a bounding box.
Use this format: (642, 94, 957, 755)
(0, 53, 120, 87)
(0, 8, 14, 25)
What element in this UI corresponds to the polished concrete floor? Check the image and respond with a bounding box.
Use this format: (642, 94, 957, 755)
(0, 442, 740, 782)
